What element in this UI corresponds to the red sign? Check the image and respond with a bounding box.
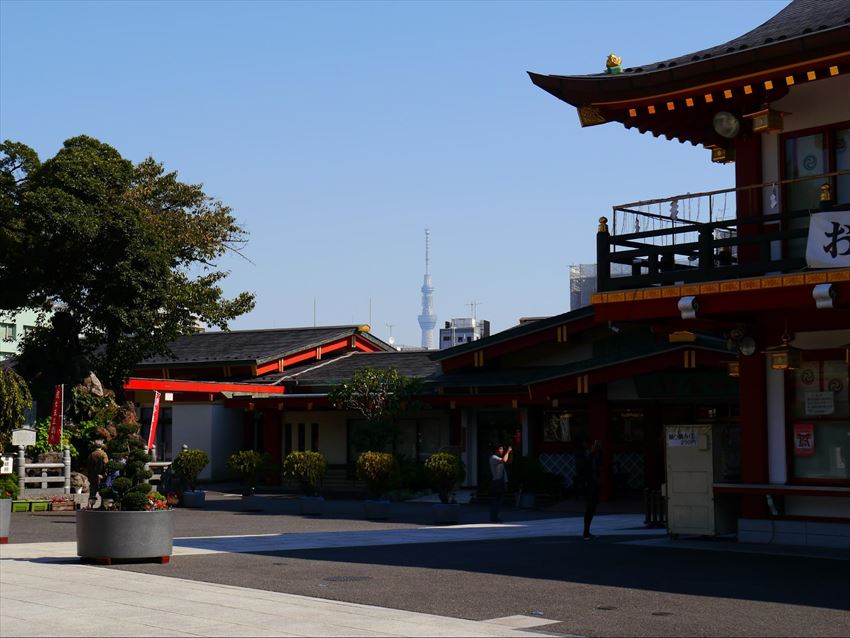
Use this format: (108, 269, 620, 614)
(793, 423, 815, 457)
(48, 385, 63, 445)
(147, 391, 161, 450)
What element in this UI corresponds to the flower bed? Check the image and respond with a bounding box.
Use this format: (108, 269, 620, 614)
(49, 497, 78, 512)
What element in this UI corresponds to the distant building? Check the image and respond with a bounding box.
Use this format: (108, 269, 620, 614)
(0, 309, 40, 361)
(439, 317, 490, 349)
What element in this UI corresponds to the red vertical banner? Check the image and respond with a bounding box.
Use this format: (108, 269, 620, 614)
(147, 391, 162, 450)
(793, 423, 815, 457)
(48, 384, 63, 445)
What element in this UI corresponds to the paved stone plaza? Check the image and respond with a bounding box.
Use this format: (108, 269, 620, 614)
(1, 496, 848, 637)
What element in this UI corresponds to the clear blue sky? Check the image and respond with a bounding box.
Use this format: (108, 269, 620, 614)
(1, 0, 787, 347)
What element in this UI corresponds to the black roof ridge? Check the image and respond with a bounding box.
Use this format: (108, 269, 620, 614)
(190, 324, 367, 336)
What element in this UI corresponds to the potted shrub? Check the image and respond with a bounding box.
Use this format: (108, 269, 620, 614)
(172, 448, 209, 508)
(77, 402, 174, 564)
(1, 475, 19, 543)
(227, 450, 269, 511)
(424, 452, 465, 525)
(282, 451, 327, 516)
(356, 451, 398, 520)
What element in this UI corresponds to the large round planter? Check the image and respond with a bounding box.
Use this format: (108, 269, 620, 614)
(299, 496, 324, 516)
(0, 499, 11, 544)
(181, 490, 206, 508)
(76, 509, 174, 563)
(364, 499, 390, 520)
(431, 503, 460, 525)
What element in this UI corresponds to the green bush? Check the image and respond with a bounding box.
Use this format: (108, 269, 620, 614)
(172, 448, 209, 492)
(1, 475, 19, 500)
(282, 451, 327, 496)
(424, 453, 465, 504)
(355, 451, 399, 499)
(227, 450, 269, 493)
(120, 490, 150, 512)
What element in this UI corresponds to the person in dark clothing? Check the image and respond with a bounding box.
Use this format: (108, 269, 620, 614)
(574, 435, 602, 540)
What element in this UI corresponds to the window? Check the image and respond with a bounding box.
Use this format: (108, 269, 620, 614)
(1, 323, 15, 340)
(310, 423, 319, 452)
(284, 423, 293, 457)
(782, 123, 850, 257)
(790, 357, 850, 482)
(297, 423, 306, 452)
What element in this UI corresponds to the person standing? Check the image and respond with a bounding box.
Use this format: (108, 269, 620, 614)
(575, 435, 602, 540)
(489, 444, 512, 523)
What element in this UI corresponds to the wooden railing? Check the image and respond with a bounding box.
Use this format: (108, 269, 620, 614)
(596, 170, 849, 292)
(597, 208, 811, 291)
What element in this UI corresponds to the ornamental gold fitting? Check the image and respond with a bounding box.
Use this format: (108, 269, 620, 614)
(820, 183, 832, 202)
(598, 216, 609, 233)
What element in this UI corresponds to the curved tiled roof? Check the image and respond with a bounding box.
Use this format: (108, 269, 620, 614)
(138, 325, 390, 366)
(529, 0, 850, 109)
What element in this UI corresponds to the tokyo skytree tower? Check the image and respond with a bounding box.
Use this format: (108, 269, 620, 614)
(417, 229, 437, 349)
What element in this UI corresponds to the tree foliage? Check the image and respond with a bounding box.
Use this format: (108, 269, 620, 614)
(0, 367, 32, 452)
(0, 136, 255, 399)
(328, 368, 422, 452)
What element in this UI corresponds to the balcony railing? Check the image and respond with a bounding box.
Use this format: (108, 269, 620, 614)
(596, 171, 849, 292)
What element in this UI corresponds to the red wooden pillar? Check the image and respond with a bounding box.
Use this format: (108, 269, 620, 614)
(263, 410, 282, 484)
(589, 387, 612, 501)
(734, 134, 763, 265)
(739, 352, 769, 518)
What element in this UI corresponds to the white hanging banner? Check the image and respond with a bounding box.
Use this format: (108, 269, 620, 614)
(806, 209, 850, 269)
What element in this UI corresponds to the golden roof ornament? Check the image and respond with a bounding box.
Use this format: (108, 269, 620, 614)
(606, 53, 622, 74)
(820, 183, 832, 202)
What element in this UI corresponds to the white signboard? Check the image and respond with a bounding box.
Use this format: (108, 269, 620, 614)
(806, 210, 850, 269)
(805, 391, 835, 416)
(0, 455, 13, 474)
(11, 428, 36, 447)
(667, 429, 698, 448)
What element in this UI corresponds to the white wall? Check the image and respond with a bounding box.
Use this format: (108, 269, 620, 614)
(210, 405, 244, 480)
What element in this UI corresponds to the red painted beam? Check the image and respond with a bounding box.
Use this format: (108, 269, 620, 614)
(124, 378, 285, 395)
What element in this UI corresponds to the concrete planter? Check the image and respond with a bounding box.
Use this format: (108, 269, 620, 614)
(431, 503, 460, 525)
(241, 495, 264, 512)
(181, 490, 206, 508)
(76, 509, 174, 563)
(299, 496, 324, 516)
(364, 499, 390, 520)
(0, 499, 11, 543)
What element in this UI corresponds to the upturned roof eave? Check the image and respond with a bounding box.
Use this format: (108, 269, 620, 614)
(529, 25, 850, 108)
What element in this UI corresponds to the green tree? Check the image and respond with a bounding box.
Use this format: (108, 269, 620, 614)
(328, 368, 422, 452)
(0, 367, 32, 452)
(0, 136, 254, 400)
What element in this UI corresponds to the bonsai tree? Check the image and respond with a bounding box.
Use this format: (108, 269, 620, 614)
(227, 450, 269, 496)
(96, 403, 157, 511)
(282, 451, 327, 497)
(329, 368, 422, 453)
(172, 448, 209, 492)
(424, 452, 465, 505)
(356, 451, 398, 500)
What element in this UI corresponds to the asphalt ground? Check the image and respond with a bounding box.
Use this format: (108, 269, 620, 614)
(7, 497, 850, 637)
